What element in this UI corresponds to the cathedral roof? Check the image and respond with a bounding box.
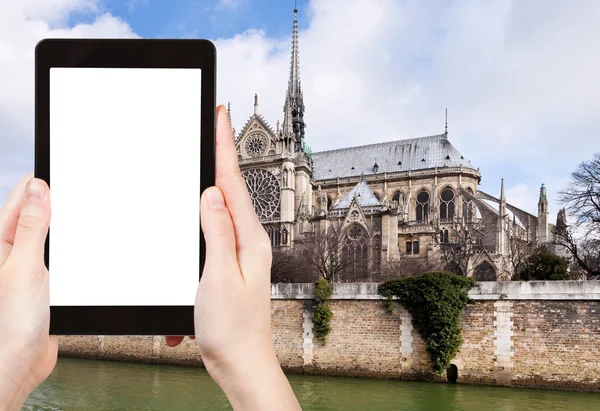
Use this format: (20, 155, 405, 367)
(333, 180, 382, 209)
(311, 134, 475, 180)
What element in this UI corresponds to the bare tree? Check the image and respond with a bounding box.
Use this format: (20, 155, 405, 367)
(430, 217, 485, 277)
(295, 223, 370, 282)
(271, 248, 316, 283)
(380, 255, 441, 281)
(553, 228, 600, 280)
(504, 219, 532, 280)
(555, 153, 600, 280)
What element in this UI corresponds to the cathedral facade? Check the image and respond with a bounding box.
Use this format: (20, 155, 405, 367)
(232, 8, 559, 281)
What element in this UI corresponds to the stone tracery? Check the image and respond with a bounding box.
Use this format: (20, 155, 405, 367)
(242, 168, 281, 221)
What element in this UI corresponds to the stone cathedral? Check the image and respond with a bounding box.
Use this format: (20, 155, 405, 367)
(232, 8, 562, 281)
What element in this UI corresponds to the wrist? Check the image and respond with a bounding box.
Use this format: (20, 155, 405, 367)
(0, 373, 30, 411)
(203, 336, 279, 388)
(202, 337, 300, 410)
(0, 352, 34, 411)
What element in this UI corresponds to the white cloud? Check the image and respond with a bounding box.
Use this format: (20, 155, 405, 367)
(216, 0, 600, 218)
(2, 0, 599, 223)
(0, 0, 137, 203)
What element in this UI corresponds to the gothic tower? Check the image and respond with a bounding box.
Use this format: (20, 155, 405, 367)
(537, 183, 549, 244)
(281, 6, 306, 153)
(279, 6, 313, 237)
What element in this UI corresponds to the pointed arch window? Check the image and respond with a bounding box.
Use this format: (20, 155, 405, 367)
(463, 188, 475, 221)
(405, 240, 420, 255)
(266, 225, 282, 247)
(282, 228, 288, 245)
(440, 228, 449, 243)
(372, 234, 382, 273)
(275, 229, 281, 246)
(392, 191, 404, 209)
(342, 224, 369, 280)
(416, 191, 429, 222)
(440, 189, 455, 220)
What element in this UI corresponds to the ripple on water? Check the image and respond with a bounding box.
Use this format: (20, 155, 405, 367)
(24, 358, 600, 411)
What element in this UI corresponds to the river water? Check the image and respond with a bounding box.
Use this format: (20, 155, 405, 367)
(24, 358, 600, 410)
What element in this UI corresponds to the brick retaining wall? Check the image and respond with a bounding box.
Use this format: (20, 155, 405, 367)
(58, 281, 600, 391)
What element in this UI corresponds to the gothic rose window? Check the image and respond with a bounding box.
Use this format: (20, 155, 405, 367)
(416, 191, 429, 222)
(342, 224, 369, 280)
(242, 169, 281, 221)
(440, 189, 455, 220)
(244, 132, 268, 158)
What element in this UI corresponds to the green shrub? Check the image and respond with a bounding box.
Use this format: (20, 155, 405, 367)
(519, 245, 569, 281)
(378, 271, 475, 374)
(313, 278, 334, 343)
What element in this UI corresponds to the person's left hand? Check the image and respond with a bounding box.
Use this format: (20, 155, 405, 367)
(0, 174, 58, 410)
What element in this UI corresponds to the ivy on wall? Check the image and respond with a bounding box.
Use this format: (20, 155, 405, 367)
(378, 271, 475, 374)
(313, 278, 333, 344)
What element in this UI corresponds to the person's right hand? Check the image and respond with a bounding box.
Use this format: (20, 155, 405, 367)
(168, 105, 301, 410)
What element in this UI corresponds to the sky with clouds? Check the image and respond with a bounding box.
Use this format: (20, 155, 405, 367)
(1, 0, 599, 224)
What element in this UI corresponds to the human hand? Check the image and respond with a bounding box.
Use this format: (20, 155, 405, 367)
(167, 106, 301, 410)
(0, 175, 58, 411)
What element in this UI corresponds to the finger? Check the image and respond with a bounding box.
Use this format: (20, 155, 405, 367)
(0, 173, 34, 266)
(214, 105, 264, 249)
(189, 336, 195, 340)
(200, 186, 240, 278)
(165, 336, 184, 347)
(8, 178, 51, 270)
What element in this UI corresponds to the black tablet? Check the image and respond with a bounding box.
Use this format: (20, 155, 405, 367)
(35, 39, 216, 336)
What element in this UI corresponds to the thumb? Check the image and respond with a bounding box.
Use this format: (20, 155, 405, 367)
(200, 186, 238, 277)
(10, 178, 51, 267)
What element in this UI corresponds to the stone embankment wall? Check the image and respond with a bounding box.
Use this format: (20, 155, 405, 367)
(59, 281, 600, 391)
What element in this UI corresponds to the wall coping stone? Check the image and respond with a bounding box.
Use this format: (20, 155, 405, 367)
(271, 281, 600, 301)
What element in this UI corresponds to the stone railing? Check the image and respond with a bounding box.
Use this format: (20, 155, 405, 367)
(238, 154, 286, 166)
(270, 281, 600, 301)
(315, 166, 481, 186)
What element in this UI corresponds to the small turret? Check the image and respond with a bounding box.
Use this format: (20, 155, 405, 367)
(537, 183, 549, 244)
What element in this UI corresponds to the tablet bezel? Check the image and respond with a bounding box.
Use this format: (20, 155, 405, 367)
(35, 39, 216, 336)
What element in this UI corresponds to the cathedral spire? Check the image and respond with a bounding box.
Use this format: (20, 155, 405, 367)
(282, 4, 306, 153)
(444, 108, 448, 136)
(227, 102, 235, 138)
(227, 101, 233, 128)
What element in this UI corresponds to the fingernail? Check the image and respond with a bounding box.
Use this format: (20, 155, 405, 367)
(25, 179, 45, 203)
(207, 189, 225, 209)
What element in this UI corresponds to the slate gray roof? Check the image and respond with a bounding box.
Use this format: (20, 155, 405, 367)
(333, 180, 382, 209)
(311, 134, 475, 180)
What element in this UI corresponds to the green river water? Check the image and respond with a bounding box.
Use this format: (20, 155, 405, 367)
(23, 358, 600, 410)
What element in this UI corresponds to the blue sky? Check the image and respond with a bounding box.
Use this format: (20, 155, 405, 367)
(1, 0, 599, 224)
(95, 0, 311, 39)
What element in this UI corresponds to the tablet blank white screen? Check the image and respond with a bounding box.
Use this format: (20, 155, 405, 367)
(49, 67, 201, 306)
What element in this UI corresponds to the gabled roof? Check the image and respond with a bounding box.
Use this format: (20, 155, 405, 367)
(311, 134, 475, 180)
(333, 180, 382, 209)
(235, 113, 278, 142)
